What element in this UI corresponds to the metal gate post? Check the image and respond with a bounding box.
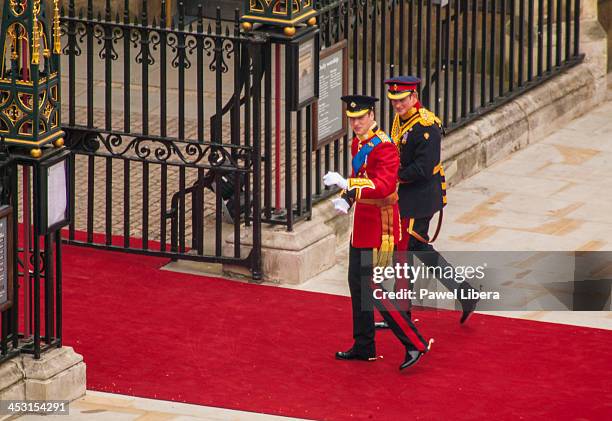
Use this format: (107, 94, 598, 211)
(248, 35, 267, 281)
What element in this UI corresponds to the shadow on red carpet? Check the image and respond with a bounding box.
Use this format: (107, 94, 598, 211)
(62, 244, 612, 421)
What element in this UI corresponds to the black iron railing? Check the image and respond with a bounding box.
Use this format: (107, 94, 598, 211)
(269, 0, 583, 230)
(313, 0, 583, 130)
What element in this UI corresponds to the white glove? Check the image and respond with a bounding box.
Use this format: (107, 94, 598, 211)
(331, 198, 350, 215)
(323, 171, 348, 190)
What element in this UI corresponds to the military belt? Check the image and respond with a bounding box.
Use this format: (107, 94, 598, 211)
(357, 192, 399, 207)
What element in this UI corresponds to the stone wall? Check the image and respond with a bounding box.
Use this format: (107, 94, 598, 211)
(73, 0, 162, 18)
(71, 0, 242, 20)
(0, 347, 86, 404)
(599, 0, 612, 71)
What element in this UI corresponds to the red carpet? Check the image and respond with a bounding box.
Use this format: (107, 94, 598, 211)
(61, 244, 612, 420)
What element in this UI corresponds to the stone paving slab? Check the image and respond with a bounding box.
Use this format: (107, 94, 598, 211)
(11, 390, 302, 421)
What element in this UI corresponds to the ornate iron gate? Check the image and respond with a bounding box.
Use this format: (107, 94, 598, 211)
(60, 1, 264, 279)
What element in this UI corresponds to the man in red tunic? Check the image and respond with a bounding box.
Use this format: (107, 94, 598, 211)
(324, 95, 431, 370)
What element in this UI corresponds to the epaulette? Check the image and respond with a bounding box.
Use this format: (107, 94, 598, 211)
(375, 130, 393, 144)
(418, 108, 442, 127)
(391, 108, 441, 144)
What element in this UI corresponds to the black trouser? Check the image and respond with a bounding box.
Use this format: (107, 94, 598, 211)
(403, 215, 475, 302)
(348, 245, 429, 354)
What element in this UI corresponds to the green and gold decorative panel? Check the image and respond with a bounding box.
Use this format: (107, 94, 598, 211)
(0, 0, 63, 154)
(242, 0, 317, 34)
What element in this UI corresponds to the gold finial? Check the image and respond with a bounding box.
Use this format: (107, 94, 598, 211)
(31, 148, 43, 158)
(53, 0, 61, 54)
(307, 17, 317, 27)
(283, 26, 296, 37)
(53, 138, 64, 148)
(241, 22, 253, 31)
(31, 1, 42, 65)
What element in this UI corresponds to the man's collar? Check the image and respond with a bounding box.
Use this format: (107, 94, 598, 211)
(400, 107, 418, 123)
(357, 122, 379, 141)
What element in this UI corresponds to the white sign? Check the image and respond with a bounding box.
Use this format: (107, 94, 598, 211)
(0, 215, 7, 306)
(318, 49, 344, 141)
(47, 160, 67, 228)
(298, 38, 315, 105)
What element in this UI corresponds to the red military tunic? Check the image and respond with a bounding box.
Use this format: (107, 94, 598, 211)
(347, 127, 401, 249)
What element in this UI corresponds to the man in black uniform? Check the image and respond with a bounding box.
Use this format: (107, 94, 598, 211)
(384, 76, 478, 324)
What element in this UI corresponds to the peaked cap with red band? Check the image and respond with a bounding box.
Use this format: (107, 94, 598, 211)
(384, 76, 421, 100)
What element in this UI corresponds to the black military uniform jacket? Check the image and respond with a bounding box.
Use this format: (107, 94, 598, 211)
(391, 107, 447, 219)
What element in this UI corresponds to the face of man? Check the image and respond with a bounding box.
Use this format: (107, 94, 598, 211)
(349, 111, 375, 137)
(390, 93, 418, 118)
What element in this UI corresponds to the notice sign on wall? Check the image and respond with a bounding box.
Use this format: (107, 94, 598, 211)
(287, 31, 320, 111)
(0, 206, 13, 311)
(47, 160, 68, 228)
(36, 149, 73, 235)
(298, 38, 316, 106)
(314, 40, 348, 150)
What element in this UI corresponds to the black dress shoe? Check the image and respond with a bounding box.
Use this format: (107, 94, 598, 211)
(335, 348, 376, 361)
(399, 349, 424, 370)
(374, 321, 390, 329)
(460, 297, 479, 324)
